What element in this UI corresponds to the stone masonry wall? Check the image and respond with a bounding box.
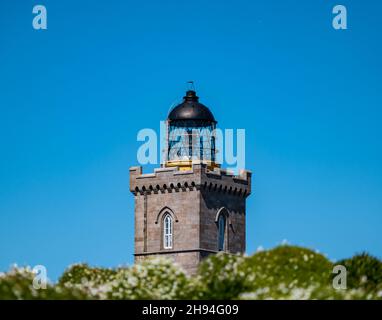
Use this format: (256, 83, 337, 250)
(130, 164, 251, 274)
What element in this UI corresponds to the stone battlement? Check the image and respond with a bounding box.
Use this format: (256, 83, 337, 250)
(130, 163, 251, 197)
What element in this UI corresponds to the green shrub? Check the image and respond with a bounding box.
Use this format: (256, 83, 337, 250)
(58, 263, 118, 299)
(59, 258, 193, 300)
(246, 246, 333, 288)
(59, 263, 117, 286)
(335, 253, 382, 293)
(194, 252, 251, 299)
(0, 266, 88, 300)
(241, 245, 335, 299)
(106, 258, 192, 299)
(1, 247, 381, 300)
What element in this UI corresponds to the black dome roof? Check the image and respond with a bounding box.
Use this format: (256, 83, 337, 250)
(168, 90, 216, 123)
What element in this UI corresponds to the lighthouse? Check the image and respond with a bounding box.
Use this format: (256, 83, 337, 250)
(130, 89, 251, 274)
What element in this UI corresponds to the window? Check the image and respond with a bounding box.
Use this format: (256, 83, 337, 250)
(218, 214, 226, 251)
(163, 214, 173, 249)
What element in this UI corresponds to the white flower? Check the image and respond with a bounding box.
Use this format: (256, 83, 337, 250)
(256, 246, 264, 252)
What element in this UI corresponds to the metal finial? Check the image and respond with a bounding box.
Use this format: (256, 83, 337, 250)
(187, 81, 195, 91)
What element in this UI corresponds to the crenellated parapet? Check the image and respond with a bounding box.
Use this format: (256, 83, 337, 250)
(130, 163, 251, 197)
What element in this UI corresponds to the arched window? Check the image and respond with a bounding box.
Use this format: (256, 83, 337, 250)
(218, 214, 226, 251)
(163, 214, 173, 249)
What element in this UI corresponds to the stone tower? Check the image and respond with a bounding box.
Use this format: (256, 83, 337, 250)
(130, 89, 251, 274)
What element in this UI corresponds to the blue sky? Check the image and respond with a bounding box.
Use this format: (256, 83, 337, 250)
(0, 0, 381, 280)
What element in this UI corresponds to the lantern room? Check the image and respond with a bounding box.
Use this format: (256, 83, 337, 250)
(165, 90, 219, 171)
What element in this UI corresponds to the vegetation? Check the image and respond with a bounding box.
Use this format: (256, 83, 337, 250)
(335, 253, 382, 293)
(1, 246, 381, 300)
